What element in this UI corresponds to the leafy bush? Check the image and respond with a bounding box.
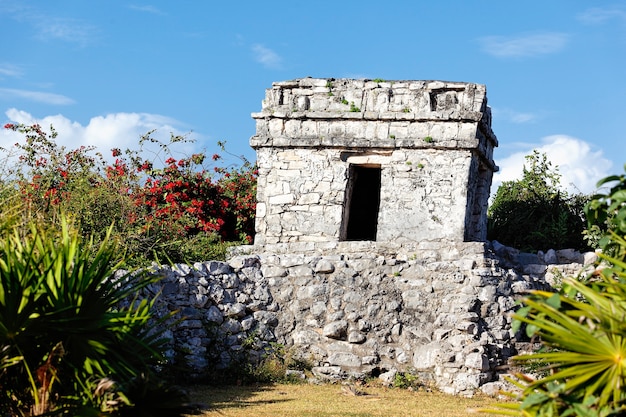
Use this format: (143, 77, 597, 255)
(1, 123, 257, 266)
(249, 342, 312, 384)
(488, 151, 590, 252)
(211, 339, 312, 385)
(486, 167, 626, 416)
(0, 216, 197, 415)
(392, 371, 422, 390)
(585, 164, 626, 256)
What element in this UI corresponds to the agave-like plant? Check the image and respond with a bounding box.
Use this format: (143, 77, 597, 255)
(0, 218, 177, 415)
(502, 255, 626, 416)
(484, 168, 626, 417)
(482, 250, 626, 416)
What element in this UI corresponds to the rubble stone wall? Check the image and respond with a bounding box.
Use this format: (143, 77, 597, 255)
(141, 241, 594, 395)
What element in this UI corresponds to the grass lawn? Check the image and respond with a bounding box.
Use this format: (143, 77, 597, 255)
(188, 382, 499, 417)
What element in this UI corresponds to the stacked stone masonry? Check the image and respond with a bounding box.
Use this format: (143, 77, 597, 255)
(139, 242, 595, 395)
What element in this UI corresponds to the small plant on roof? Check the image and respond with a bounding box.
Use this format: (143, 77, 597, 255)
(349, 102, 361, 112)
(423, 136, 434, 143)
(326, 80, 334, 96)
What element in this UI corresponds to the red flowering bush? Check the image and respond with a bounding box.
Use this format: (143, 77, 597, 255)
(2, 124, 100, 209)
(216, 160, 258, 244)
(1, 123, 256, 265)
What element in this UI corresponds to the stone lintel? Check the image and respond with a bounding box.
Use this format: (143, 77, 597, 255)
(229, 240, 490, 259)
(252, 110, 484, 122)
(250, 134, 482, 150)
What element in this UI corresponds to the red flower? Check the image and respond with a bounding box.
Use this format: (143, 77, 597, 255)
(112, 148, 121, 157)
(3, 123, 14, 129)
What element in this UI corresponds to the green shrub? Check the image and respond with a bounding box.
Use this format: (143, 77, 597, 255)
(252, 343, 312, 384)
(392, 371, 422, 390)
(488, 151, 590, 252)
(585, 164, 626, 257)
(0, 217, 194, 415)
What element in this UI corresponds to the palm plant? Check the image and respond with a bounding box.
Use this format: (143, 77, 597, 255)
(0, 218, 188, 415)
(492, 254, 626, 416)
(485, 168, 626, 416)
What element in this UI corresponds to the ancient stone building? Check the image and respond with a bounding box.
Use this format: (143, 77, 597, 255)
(250, 78, 498, 248)
(139, 79, 593, 395)
(233, 78, 519, 394)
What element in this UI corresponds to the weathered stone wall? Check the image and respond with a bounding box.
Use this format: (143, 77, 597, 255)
(254, 148, 346, 244)
(139, 242, 595, 395)
(251, 78, 498, 245)
(254, 148, 478, 244)
(376, 149, 474, 242)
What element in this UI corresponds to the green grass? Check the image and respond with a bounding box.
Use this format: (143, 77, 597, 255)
(188, 383, 495, 417)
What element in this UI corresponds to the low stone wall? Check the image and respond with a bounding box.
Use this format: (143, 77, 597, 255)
(137, 241, 594, 395)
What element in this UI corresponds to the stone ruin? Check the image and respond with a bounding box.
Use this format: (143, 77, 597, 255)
(250, 78, 498, 247)
(139, 78, 595, 395)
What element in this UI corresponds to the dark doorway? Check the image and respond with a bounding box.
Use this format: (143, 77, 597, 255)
(342, 165, 381, 241)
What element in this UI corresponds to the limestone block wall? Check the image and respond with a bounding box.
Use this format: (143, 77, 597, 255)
(254, 147, 477, 244)
(377, 149, 473, 242)
(135, 240, 599, 395)
(259, 241, 518, 395)
(250, 78, 498, 246)
(254, 148, 347, 244)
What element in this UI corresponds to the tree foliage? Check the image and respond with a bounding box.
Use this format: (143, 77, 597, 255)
(488, 150, 590, 252)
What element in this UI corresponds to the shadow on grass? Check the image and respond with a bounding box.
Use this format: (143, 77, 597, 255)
(187, 383, 293, 413)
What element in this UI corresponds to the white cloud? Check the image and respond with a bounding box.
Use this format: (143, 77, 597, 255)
(3, 3, 96, 46)
(36, 19, 96, 45)
(479, 32, 569, 58)
(0, 64, 22, 78)
(491, 107, 538, 124)
(509, 112, 536, 124)
(577, 7, 626, 25)
(1, 109, 197, 164)
(492, 135, 612, 196)
(128, 5, 166, 15)
(252, 44, 283, 69)
(0, 88, 74, 105)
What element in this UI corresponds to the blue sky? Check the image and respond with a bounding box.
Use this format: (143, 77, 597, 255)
(1, 0, 625, 194)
